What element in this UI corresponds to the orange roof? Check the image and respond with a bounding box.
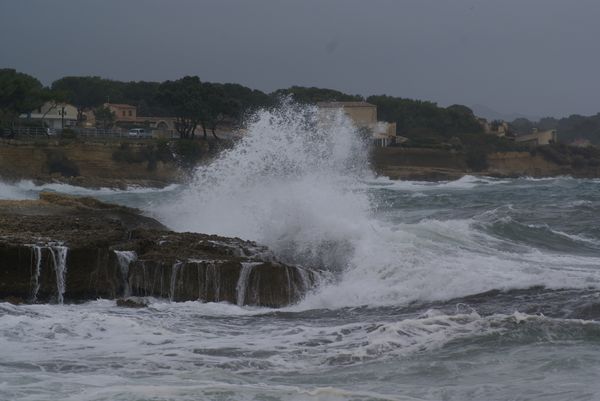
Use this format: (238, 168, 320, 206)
(104, 103, 136, 109)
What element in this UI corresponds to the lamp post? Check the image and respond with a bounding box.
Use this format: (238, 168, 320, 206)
(59, 106, 65, 130)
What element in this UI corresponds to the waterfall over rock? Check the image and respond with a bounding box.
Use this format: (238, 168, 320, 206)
(114, 250, 137, 297)
(49, 245, 68, 304)
(0, 192, 317, 306)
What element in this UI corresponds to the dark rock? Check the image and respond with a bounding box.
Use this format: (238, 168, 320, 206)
(116, 297, 148, 308)
(0, 192, 316, 307)
(3, 296, 24, 305)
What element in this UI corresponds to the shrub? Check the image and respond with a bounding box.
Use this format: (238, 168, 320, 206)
(112, 143, 145, 164)
(61, 128, 77, 139)
(46, 150, 79, 177)
(174, 139, 206, 166)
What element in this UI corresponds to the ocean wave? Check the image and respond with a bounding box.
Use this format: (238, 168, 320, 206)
(0, 179, 181, 201)
(367, 175, 511, 192)
(153, 105, 600, 310)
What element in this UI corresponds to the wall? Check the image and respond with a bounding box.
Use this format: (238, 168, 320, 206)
(343, 106, 377, 125)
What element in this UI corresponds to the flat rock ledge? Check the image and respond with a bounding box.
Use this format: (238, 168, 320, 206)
(0, 192, 316, 307)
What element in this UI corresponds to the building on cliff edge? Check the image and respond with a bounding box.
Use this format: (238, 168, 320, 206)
(514, 129, 557, 146)
(317, 101, 397, 147)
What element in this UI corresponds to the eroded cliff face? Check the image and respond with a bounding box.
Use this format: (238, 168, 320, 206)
(371, 148, 600, 180)
(0, 139, 182, 188)
(485, 151, 600, 177)
(0, 193, 315, 307)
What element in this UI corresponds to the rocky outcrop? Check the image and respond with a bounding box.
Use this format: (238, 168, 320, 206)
(0, 192, 315, 307)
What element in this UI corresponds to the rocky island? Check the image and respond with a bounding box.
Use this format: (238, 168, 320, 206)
(0, 192, 315, 307)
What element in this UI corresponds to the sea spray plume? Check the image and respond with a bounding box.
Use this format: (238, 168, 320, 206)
(157, 102, 600, 310)
(158, 101, 373, 272)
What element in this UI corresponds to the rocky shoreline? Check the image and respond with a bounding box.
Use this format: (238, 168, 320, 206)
(0, 192, 316, 307)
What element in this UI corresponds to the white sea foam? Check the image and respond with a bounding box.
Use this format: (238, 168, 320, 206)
(366, 175, 511, 192)
(0, 180, 36, 200)
(0, 179, 180, 201)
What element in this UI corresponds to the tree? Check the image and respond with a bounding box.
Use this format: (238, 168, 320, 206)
(366, 95, 483, 138)
(272, 86, 363, 104)
(93, 106, 116, 129)
(157, 76, 205, 139)
(51, 76, 123, 123)
(0, 69, 45, 129)
(199, 82, 241, 140)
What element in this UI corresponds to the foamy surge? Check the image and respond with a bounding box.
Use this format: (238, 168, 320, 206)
(154, 103, 600, 308)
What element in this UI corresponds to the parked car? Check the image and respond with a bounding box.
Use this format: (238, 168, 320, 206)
(128, 128, 149, 138)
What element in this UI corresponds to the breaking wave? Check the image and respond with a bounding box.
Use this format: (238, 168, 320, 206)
(152, 103, 600, 309)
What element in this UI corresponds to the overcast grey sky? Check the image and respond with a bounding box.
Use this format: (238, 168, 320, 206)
(1, 0, 599, 118)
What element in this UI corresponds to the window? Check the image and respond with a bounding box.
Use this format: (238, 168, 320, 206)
(122, 111, 126, 116)
(128, 110, 132, 116)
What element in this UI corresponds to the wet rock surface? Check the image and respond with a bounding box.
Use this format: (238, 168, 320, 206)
(0, 192, 315, 307)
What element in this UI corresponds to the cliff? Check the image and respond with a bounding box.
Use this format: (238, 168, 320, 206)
(371, 147, 600, 180)
(0, 192, 315, 306)
(371, 147, 468, 180)
(0, 138, 183, 188)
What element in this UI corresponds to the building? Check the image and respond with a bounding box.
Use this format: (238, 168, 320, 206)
(20, 102, 78, 129)
(104, 103, 137, 123)
(514, 129, 557, 146)
(478, 117, 509, 137)
(317, 101, 397, 147)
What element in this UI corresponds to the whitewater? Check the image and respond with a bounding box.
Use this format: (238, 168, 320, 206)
(1, 104, 600, 400)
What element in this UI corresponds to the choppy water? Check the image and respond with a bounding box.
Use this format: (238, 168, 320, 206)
(1, 105, 600, 400)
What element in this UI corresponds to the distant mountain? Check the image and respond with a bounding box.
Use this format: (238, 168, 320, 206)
(470, 104, 541, 122)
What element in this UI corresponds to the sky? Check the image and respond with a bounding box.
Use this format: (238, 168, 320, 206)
(1, 0, 599, 119)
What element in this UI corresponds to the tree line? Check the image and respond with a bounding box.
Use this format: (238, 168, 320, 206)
(1, 68, 484, 140)
(510, 114, 600, 145)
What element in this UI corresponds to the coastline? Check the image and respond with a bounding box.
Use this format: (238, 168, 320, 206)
(371, 147, 600, 181)
(1, 138, 600, 188)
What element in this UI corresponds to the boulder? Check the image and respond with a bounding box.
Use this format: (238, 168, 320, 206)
(0, 192, 316, 307)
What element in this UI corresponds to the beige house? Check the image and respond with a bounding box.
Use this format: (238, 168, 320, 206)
(104, 103, 137, 122)
(515, 129, 557, 146)
(317, 101, 397, 147)
(21, 102, 78, 129)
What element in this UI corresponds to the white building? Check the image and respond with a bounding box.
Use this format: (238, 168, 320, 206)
(21, 102, 78, 129)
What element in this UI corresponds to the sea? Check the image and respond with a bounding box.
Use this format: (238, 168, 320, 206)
(1, 104, 600, 401)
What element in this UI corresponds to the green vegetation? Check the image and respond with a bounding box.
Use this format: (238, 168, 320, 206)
(366, 95, 484, 138)
(535, 143, 600, 169)
(112, 141, 176, 171)
(93, 106, 116, 129)
(45, 149, 79, 177)
(273, 86, 362, 103)
(0, 69, 46, 132)
(510, 114, 600, 145)
(174, 139, 207, 166)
